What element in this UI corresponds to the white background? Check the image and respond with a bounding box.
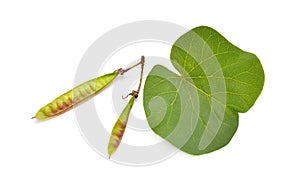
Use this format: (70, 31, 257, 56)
(1, 0, 299, 182)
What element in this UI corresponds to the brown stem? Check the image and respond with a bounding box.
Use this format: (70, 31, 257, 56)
(122, 56, 145, 99)
(116, 56, 145, 75)
(136, 55, 145, 94)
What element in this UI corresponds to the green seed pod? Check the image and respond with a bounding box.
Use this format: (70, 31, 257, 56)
(33, 72, 118, 120)
(108, 96, 135, 158)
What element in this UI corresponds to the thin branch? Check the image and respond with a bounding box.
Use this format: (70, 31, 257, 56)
(137, 55, 145, 93)
(117, 57, 144, 75)
(122, 55, 145, 99)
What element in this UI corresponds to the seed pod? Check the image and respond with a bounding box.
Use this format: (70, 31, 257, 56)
(33, 72, 118, 120)
(108, 96, 135, 158)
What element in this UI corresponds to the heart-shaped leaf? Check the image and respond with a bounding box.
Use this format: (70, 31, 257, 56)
(143, 26, 264, 155)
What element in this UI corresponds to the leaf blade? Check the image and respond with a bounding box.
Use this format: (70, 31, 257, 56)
(143, 26, 264, 155)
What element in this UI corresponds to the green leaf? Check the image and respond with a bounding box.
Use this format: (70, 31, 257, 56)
(143, 26, 264, 155)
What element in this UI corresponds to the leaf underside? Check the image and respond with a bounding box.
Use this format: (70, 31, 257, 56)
(143, 26, 264, 155)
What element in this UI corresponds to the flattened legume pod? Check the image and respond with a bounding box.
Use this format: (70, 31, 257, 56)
(33, 71, 119, 120)
(107, 56, 144, 158)
(108, 96, 135, 158)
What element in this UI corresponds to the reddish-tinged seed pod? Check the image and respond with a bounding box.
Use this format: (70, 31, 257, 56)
(33, 58, 144, 121)
(33, 72, 119, 120)
(107, 56, 145, 158)
(108, 96, 135, 158)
